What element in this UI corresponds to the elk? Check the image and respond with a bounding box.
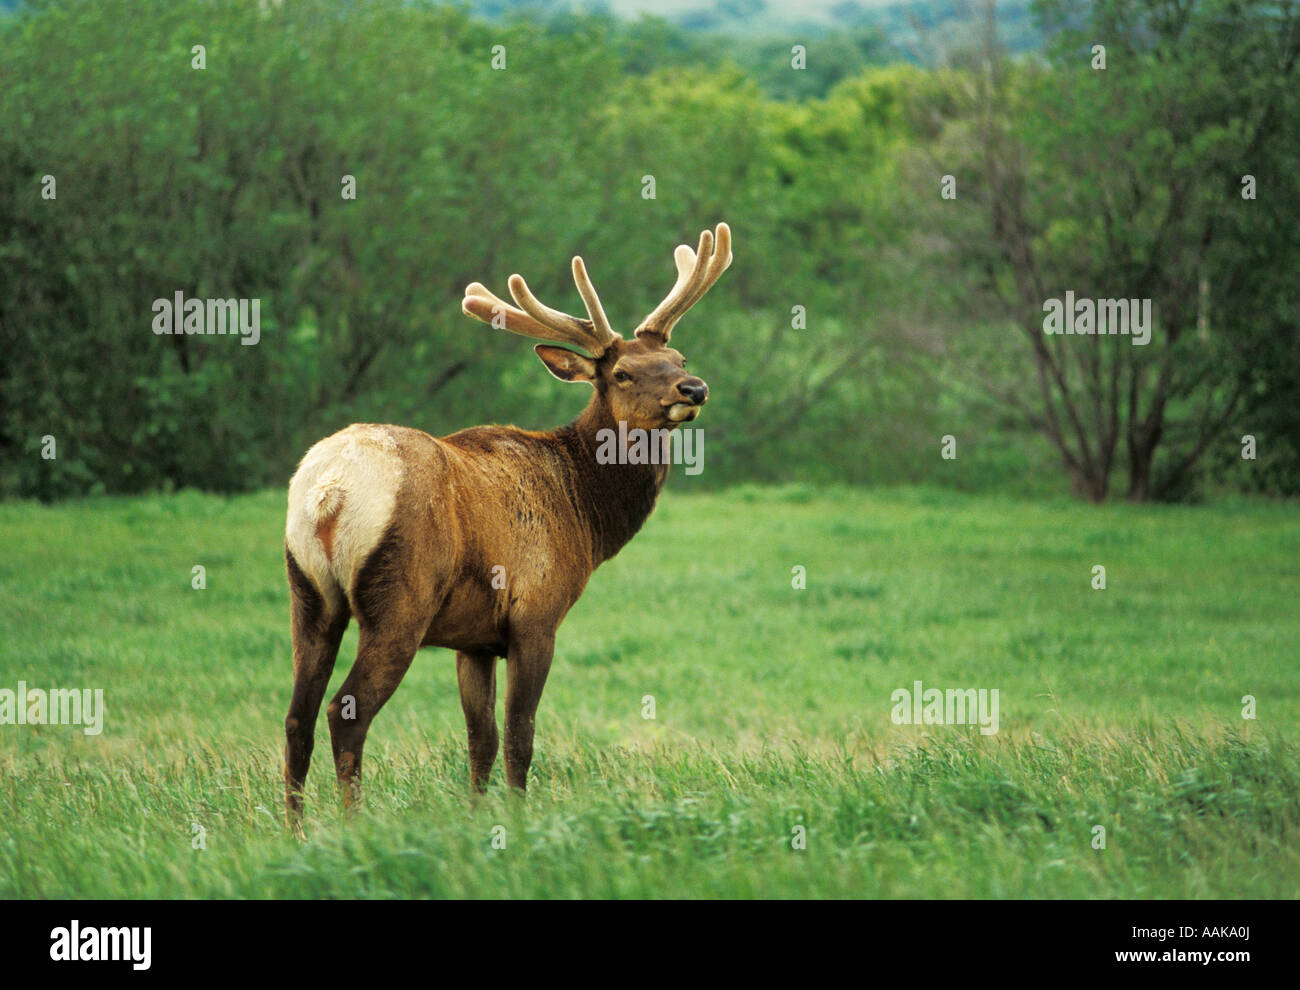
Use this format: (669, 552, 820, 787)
(282, 222, 732, 829)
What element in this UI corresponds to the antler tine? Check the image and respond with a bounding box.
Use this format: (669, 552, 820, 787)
(571, 256, 616, 345)
(461, 282, 576, 345)
(509, 272, 617, 356)
(679, 221, 731, 313)
(634, 229, 710, 341)
(635, 222, 733, 343)
(462, 260, 620, 356)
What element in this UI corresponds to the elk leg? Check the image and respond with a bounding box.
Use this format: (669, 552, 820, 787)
(327, 624, 423, 811)
(456, 651, 499, 793)
(284, 555, 349, 833)
(503, 631, 555, 792)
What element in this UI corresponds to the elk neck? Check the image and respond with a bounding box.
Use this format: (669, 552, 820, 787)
(553, 392, 670, 564)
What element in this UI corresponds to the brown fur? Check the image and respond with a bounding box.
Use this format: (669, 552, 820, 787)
(283, 226, 729, 831)
(315, 515, 337, 563)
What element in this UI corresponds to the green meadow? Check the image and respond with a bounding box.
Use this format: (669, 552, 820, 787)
(1, 485, 1297, 898)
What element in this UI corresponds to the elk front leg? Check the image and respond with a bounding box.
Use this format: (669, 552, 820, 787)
(503, 631, 555, 792)
(456, 650, 499, 792)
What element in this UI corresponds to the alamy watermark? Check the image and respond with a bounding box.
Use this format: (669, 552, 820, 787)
(1043, 291, 1151, 345)
(50, 921, 150, 970)
(0, 682, 104, 735)
(596, 422, 704, 476)
(890, 680, 999, 735)
(152, 291, 261, 345)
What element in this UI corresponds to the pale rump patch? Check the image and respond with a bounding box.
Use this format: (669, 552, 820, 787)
(286, 424, 405, 604)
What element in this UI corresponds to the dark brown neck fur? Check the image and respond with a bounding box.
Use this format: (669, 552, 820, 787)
(554, 394, 669, 564)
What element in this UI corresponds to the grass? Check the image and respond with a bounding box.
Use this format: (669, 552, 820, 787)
(0, 484, 1297, 898)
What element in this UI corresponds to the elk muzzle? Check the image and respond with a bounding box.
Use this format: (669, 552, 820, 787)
(666, 376, 709, 422)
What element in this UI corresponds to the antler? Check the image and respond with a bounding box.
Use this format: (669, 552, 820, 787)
(635, 222, 732, 345)
(461, 255, 619, 357)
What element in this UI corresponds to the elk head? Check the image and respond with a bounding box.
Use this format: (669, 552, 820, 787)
(461, 223, 732, 432)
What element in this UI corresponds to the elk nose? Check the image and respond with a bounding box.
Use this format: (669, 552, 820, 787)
(678, 378, 708, 405)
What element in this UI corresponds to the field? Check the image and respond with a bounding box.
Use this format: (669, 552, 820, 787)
(1, 484, 1297, 898)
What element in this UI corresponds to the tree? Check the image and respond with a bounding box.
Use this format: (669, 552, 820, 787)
(910, 0, 1300, 501)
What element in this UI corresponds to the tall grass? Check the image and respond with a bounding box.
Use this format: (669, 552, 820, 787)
(1, 486, 1296, 897)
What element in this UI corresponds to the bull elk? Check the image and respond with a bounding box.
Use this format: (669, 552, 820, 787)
(283, 222, 733, 829)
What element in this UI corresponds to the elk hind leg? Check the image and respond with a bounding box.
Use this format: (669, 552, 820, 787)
(327, 621, 425, 811)
(284, 551, 349, 833)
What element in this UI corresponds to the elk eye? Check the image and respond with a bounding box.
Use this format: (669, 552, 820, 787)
(614, 370, 631, 383)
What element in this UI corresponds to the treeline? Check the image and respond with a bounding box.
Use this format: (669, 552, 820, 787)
(0, 0, 1295, 501)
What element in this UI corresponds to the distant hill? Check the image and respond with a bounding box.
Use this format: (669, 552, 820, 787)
(0, 1, 1043, 58)
(470, 0, 1042, 53)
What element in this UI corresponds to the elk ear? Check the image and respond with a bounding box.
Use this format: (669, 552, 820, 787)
(535, 344, 597, 383)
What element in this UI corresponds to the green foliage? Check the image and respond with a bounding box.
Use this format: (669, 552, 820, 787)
(0, 0, 941, 498)
(0, 0, 623, 496)
(892, 0, 1300, 500)
(0, 0, 1294, 501)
